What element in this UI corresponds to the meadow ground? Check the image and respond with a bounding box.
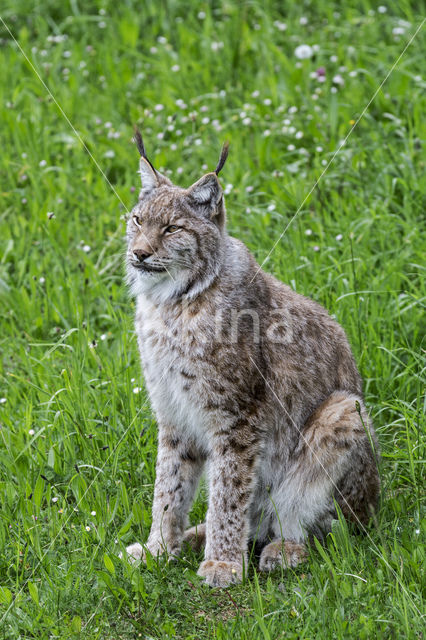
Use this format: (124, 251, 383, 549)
(0, 1, 425, 638)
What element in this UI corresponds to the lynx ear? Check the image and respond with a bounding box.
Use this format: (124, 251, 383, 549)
(133, 127, 165, 195)
(187, 173, 222, 214)
(138, 156, 159, 193)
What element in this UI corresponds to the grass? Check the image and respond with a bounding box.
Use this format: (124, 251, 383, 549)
(0, 0, 425, 637)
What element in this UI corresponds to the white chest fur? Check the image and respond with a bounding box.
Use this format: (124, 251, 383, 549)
(135, 295, 214, 447)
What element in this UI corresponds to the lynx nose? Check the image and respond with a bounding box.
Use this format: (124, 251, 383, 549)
(133, 248, 152, 262)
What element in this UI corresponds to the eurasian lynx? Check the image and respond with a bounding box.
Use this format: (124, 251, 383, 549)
(123, 131, 380, 587)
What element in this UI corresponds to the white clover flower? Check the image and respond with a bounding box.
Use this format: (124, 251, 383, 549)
(29, 429, 35, 435)
(52, 497, 59, 503)
(330, 87, 337, 94)
(243, 117, 251, 125)
(313, 245, 320, 252)
(392, 27, 405, 36)
(333, 74, 345, 86)
(263, 129, 271, 137)
(288, 106, 298, 114)
(251, 90, 260, 98)
(150, 46, 158, 54)
(63, 50, 71, 58)
(273, 21, 287, 31)
(171, 64, 180, 72)
(305, 229, 313, 236)
(157, 36, 167, 44)
(316, 146, 323, 152)
(330, 55, 338, 63)
(194, 138, 202, 146)
(198, 11, 206, 19)
(263, 98, 272, 106)
(100, 334, 107, 341)
(157, 132, 164, 140)
(176, 167, 183, 174)
(82, 245, 91, 253)
(336, 234, 343, 241)
(91, 511, 96, 516)
(0, 398, 7, 405)
(246, 186, 254, 192)
(300, 16, 308, 25)
(155, 104, 164, 111)
(201, 117, 210, 125)
(39, 277, 45, 284)
(294, 44, 313, 60)
(211, 41, 224, 52)
(98, 21, 106, 29)
(39, 159, 47, 167)
(287, 144, 295, 151)
(267, 203, 276, 212)
(295, 131, 304, 139)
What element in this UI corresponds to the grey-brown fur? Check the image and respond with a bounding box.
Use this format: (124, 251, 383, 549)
(123, 133, 380, 587)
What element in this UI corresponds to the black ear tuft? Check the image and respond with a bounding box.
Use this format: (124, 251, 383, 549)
(214, 141, 230, 176)
(133, 126, 158, 175)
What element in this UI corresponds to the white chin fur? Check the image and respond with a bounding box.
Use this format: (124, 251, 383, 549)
(128, 267, 189, 305)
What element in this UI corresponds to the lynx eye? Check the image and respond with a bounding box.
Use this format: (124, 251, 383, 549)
(164, 225, 180, 234)
(133, 215, 142, 227)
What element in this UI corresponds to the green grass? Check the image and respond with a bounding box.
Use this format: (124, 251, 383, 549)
(0, 0, 425, 637)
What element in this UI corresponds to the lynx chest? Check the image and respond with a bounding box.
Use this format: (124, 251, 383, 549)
(134, 296, 219, 443)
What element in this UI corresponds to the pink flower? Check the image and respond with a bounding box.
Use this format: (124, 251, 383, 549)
(316, 67, 326, 77)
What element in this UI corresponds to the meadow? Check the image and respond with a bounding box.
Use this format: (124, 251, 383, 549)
(0, 1, 425, 638)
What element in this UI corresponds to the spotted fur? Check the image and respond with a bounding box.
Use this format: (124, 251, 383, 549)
(123, 137, 380, 587)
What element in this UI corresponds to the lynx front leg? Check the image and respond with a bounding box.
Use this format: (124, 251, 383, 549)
(126, 426, 204, 563)
(197, 429, 259, 587)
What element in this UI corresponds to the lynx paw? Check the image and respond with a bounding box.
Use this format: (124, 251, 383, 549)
(121, 542, 144, 565)
(197, 559, 242, 587)
(121, 539, 180, 565)
(183, 523, 206, 552)
(259, 540, 308, 572)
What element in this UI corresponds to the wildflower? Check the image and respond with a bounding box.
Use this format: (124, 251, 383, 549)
(287, 144, 296, 151)
(288, 106, 298, 114)
(39, 160, 47, 167)
(82, 245, 91, 253)
(22, 198, 27, 204)
(171, 65, 180, 72)
(294, 44, 313, 60)
(104, 150, 115, 158)
(242, 117, 251, 125)
(91, 511, 96, 516)
(133, 387, 141, 394)
(330, 55, 338, 63)
(224, 184, 233, 195)
(300, 16, 308, 25)
(198, 10, 206, 19)
(263, 129, 271, 137)
(52, 497, 59, 503)
(392, 27, 405, 36)
(251, 90, 260, 98)
(333, 74, 344, 86)
(211, 41, 224, 52)
(39, 277, 45, 284)
(157, 36, 167, 44)
(29, 429, 35, 435)
(246, 186, 254, 193)
(316, 146, 323, 152)
(305, 229, 313, 236)
(201, 117, 210, 125)
(98, 21, 106, 29)
(330, 87, 337, 94)
(85, 525, 91, 532)
(154, 104, 164, 112)
(313, 245, 320, 252)
(267, 203, 276, 212)
(63, 50, 71, 58)
(336, 234, 343, 241)
(47, 211, 55, 219)
(58, 508, 64, 514)
(295, 131, 304, 139)
(273, 21, 287, 31)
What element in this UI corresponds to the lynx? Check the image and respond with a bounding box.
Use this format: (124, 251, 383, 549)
(123, 130, 380, 587)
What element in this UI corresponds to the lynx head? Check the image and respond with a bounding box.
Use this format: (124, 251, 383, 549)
(126, 129, 229, 304)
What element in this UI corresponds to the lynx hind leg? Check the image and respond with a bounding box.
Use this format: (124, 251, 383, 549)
(183, 522, 206, 552)
(259, 539, 308, 572)
(269, 391, 380, 544)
